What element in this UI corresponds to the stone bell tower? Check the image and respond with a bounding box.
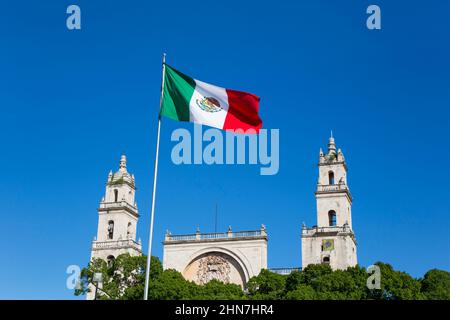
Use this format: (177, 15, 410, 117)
(301, 133, 357, 270)
(90, 155, 142, 264)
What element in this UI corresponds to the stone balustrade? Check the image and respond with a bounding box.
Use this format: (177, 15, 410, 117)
(92, 239, 141, 251)
(165, 228, 267, 243)
(99, 201, 136, 211)
(269, 267, 301, 275)
(316, 183, 348, 192)
(301, 225, 352, 236)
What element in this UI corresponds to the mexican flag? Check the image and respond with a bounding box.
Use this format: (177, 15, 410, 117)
(160, 64, 262, 133)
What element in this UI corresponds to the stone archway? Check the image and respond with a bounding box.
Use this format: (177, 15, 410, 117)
(183, 251, 247, 287)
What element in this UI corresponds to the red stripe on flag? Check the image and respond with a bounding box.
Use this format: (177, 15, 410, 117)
(223, 89, 262, 133)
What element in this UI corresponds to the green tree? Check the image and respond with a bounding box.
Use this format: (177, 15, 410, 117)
(369, 262, 424, 300)
(247, 269, 287, 300)
(311, 269, 365, 300)
(420, 269, 450, 300)
(285, 284, 316, 300)
(284, 265, 368, 300)
(149, 269, 198, 300)
(193, 280, 246, 300)
(75, 254, 162, 300)
(299, 264, 333, 285)
(285, 271, 303, 292)
(76, 255, 449, 300)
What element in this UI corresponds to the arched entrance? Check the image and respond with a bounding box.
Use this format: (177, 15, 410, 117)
(183, 251, 247, 287)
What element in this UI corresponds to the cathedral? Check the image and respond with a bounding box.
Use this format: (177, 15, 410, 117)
(88, 135, 357, 297)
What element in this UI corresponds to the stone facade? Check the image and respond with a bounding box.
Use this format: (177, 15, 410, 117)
(301, 134, 357, 270)
(163, 226, 268, 287)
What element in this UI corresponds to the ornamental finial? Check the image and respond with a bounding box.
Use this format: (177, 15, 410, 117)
(119, 154, 127, 172)
(328, 132, 336, 154)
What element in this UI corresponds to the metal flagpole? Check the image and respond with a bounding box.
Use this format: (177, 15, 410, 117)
(144, 53, 166, 300)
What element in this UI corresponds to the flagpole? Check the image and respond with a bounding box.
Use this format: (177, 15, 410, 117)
(144, 53, 166, 300)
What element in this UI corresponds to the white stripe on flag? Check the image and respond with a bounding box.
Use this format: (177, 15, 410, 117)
(189, 79, 229, 129)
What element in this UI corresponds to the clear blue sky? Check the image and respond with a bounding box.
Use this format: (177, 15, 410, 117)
(1, 1, 449, 299)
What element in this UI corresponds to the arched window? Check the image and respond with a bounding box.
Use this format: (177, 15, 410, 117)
(328, 210, 337, 226)
(107, 220, 114, 239)
(322, 256, 330, 264)
(107, 255, 115, 268)
(114, 189, 118, 202)
(127, 222, 132, 238)
(328, 171, 335, 185)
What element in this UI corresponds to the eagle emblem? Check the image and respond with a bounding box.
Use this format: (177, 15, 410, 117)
(196, 96, 222, 113)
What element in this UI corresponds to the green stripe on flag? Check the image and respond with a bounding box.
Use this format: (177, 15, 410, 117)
(160, 64, 195, 121)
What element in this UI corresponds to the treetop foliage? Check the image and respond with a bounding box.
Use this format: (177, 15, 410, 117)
(75, 254, 450, 300)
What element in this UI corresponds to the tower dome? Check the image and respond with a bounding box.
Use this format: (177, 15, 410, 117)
(108, 154, 135, 187)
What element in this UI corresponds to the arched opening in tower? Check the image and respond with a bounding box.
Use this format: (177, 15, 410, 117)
(328, 171, 335, 185)
(328, 211, 337, 226)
